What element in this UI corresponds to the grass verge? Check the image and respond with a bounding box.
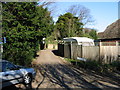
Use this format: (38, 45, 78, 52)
(64, 58, 120, 73)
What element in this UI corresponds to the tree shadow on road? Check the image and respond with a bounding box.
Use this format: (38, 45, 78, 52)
(34, 64, 103, 89)
(52, 50, 60, 56)
(33, 63, 120, 89)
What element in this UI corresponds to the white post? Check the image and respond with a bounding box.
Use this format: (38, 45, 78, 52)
(116, 41, 119, 46)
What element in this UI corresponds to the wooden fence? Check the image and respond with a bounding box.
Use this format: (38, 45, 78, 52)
(82, 46, 100, 62)
(58, 43, 64, 57)
(118, 46, 120, 60)
(58, 43, 120, 64)
(100, 46, 119, 63)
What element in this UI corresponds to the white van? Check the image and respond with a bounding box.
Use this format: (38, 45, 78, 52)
(63, 37, 95, 46)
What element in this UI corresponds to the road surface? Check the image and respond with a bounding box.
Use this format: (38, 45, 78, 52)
(31, 49, 120, 89)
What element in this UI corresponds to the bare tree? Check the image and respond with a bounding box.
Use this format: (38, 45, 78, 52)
(67, 4, 94, 25)
(38, 0, 55, 7)
(38, 0, 58, 18)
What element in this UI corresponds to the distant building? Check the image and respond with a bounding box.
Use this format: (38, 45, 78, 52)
(97, 19, 120, 46)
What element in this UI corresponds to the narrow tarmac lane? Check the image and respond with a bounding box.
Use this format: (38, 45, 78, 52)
(32, 49, 120, 89)
(33, 49, 66, 65)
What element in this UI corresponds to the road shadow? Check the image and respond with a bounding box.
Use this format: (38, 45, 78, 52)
(1, 78, 32, 90)
(33, 63, 120, 89)
(52, 50, 59, 56)
(2, 85, 22, 90)
(34, 64, 102, 89)
(31, 49, 120, 89)
(2, 84, 34, 90)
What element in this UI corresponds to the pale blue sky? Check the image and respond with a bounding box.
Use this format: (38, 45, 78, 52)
(38, 1, 119, 32)
(52, 2, 118, 32)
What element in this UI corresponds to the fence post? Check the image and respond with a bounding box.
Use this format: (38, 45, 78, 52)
(63, 41, 65, 57)
(116, 41, 119, 61)
(116, 41, 119, 46)
(70, 41, 73, 59)
(99, 41, 102, 63)
(81, 45, 82, 58)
